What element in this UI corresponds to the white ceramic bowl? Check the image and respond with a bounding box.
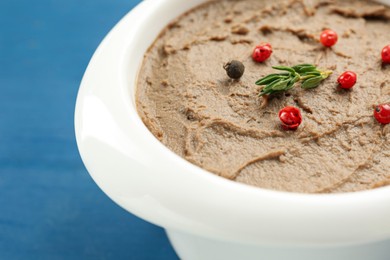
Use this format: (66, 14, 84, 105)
(75, 0, 390, 259)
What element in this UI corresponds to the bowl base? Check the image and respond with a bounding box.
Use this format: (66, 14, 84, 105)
(166, 229, 390, 260)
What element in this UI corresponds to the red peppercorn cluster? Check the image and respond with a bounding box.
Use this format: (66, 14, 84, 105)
(246, 28, 390, 129)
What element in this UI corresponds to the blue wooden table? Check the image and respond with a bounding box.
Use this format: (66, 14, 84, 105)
(0, 1, 178, 259)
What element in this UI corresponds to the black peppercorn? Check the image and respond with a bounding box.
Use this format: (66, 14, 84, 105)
(223, 60, 245, 79)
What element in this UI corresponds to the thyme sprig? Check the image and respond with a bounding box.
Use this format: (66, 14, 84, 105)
(256, 64, 332, 96)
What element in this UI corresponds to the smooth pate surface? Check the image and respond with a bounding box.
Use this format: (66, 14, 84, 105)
(136, 0, 390, 193)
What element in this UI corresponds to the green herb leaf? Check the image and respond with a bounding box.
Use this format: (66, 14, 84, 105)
(287, 75, 300, 89)
(272, 66, 296, 74)
(299, 67, 318, 73)
(301, 71, 321, 77)
(255, 73, 289, 85)
(301, 76, 324, 89)
(272, 78, 291, 91)
(292, 64, 316, 73)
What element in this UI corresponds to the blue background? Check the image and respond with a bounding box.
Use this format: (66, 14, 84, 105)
(0, 0, 179, 259)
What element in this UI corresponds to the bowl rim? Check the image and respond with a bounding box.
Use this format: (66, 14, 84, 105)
(75, 0, 390, 246)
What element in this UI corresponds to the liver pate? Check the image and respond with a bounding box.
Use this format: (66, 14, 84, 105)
(136, 0, 390, 193)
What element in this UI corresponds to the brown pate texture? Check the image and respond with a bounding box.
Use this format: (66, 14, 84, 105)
(136, 0, 390, 193)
